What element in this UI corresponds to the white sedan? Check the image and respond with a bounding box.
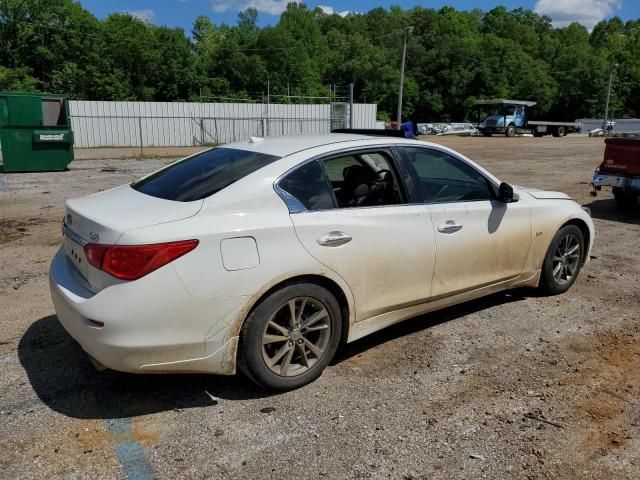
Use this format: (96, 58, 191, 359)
(50, 133, 594, 390)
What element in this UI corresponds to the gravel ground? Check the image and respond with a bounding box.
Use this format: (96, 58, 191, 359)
(0, 136, 639, 480)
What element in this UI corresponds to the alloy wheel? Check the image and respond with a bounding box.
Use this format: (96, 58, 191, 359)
(261, 296, 332, 377)
(552, 233, 581, 286)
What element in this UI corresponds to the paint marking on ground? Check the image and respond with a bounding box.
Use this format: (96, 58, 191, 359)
(104, 416, 156, 480)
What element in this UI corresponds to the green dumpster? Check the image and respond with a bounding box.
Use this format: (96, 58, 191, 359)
(0, 92, 74, 172)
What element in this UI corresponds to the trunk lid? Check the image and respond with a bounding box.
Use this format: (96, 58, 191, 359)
(599, 137, 640, 176)
(63, 185, 202, 291)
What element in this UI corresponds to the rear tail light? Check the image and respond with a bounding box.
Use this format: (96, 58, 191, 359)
(84, 240, 198, 280)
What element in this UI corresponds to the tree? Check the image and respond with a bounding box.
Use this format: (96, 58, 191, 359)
(0, 1, 638, 121)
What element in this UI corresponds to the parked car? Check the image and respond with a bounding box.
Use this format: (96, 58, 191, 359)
(50, 133, 594, 390)
(592, 137, 640, 208)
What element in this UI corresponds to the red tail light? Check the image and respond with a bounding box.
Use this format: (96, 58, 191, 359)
(84, 240, 198, 280)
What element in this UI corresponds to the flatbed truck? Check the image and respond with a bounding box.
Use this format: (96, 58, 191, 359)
(474, 99, 579, 137)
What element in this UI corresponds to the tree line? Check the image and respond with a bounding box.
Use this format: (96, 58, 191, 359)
(1, 0, 639, 122)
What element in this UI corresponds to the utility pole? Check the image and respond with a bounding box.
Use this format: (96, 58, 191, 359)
(603, 63, 617, 137)
(396, 26, 414, 129)
(349, 83, 354, 129)
(266, 79, 270, 137)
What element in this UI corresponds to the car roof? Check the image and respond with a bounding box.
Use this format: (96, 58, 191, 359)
(221, 133, 417, 157)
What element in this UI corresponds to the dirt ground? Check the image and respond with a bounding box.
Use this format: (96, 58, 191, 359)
(1, 136, 639, 480)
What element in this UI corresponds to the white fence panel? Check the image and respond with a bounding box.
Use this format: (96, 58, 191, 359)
(69, 100, 377, 148)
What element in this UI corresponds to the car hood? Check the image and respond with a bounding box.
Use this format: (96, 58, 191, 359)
(514, 185, 573, 200)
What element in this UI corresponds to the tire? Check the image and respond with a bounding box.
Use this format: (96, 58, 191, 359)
(613, 187, 638, 209)
(540, 225, 585, 295)
(505, 124, 516, 137)
(238, 282, 342, 391)
(552, 126, 567, 137)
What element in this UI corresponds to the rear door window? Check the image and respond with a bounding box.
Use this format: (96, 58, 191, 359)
(278, 161, 335, 211)
(132, 147, 280, 202)
(321, 151, 404, 208)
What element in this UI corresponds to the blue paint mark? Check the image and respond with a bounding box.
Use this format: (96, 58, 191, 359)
(104, 417, 156, 480)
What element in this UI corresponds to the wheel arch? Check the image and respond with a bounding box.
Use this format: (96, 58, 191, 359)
(237, 274, 353, 345)
(561, 218, 591, 265)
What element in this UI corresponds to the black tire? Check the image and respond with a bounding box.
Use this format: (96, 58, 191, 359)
(613, 187, 638, 209)
(505, 124, 516, 137)
(238, 282, 342, 391)
(540, 225, 585, 295)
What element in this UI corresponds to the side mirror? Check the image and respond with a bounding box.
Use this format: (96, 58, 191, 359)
(498, 182, 518, 203)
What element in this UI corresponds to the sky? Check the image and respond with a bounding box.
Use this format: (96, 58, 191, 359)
(79, 0, 640, 33)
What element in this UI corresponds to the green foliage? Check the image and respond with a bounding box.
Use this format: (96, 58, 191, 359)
(1, 1, 639, 120)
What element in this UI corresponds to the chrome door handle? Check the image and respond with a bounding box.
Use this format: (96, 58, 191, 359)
(318, 231, 352, 247)
(438, 221, 463, 234)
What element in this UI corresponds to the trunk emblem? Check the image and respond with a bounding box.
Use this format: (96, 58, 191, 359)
(89, 232, 100, 242)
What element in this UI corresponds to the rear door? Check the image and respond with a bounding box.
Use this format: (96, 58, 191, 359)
(396, 146, 531, 298)
(278, 148, 436, 322)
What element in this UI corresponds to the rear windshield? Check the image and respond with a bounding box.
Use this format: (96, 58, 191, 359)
(132, 148, 280, 201)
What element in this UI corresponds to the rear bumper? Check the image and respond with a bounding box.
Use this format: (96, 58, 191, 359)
(592, 171, 640, 191)
(49, 247, 245, 374)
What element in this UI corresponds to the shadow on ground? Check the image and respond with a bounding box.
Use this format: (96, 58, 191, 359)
(19, 291, 528, 420)
(584, 197, 640, 225)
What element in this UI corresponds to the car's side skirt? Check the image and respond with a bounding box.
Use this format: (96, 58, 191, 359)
(346, 271, 540, 343)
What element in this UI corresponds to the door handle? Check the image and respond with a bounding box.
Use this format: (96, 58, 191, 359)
(318, 231, 352, 247)
(438, 221, 463, 234)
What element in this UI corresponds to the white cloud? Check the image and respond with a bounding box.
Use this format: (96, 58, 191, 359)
(125, 9, 155, 23)
(211, 0, 292, 15)
(318, 5, 351, 17)
(534, 0, 622, 30)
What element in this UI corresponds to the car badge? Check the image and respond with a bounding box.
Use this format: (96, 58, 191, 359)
(89, 232, 100, 242)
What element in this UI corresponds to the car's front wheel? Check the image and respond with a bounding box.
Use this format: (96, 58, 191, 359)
(540, 225, 584, 295)
(238, 283, 342, 390)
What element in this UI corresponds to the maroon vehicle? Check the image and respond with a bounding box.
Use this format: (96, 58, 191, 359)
(592, 137, 640, 208)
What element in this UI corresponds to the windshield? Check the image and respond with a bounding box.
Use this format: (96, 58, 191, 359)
(487, 106, 517, 116)
(132, 147, 280, 202)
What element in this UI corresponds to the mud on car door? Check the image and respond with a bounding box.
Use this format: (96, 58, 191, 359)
(396, 146, 531, 297)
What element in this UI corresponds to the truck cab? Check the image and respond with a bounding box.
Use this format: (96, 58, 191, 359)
(474, 99, 534, 137)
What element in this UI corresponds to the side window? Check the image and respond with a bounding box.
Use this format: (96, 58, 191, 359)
(322, 151, 403, 208)
(400, 147, 492, 203)
(278, 161, 334, 212)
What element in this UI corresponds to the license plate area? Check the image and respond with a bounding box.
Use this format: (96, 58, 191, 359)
(64, 235, 89, 279)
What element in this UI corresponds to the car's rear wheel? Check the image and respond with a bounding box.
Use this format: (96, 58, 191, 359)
(540, 225, 584, 295)
(238, 283, 342, 390)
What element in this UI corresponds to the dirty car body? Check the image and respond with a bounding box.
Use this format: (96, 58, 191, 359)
(50, 133, 594, 388)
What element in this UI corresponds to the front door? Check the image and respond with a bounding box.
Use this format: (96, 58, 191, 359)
(397, 145, 532, 298)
